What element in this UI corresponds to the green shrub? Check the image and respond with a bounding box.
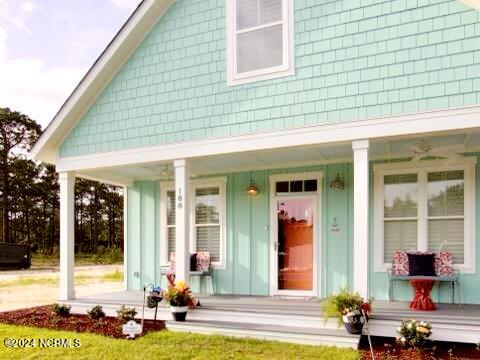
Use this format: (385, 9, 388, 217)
(52, 303, 71, 317)
(116, 305, 137, 324)
(87, 305, 106, 320)
(396, 319, 432, 349)
(92, 247, 123, 264)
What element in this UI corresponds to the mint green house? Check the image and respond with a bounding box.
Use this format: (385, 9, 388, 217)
(31, 0, 480, 343)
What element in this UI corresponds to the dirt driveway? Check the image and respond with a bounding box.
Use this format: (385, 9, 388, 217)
(0, 265, 123, 312)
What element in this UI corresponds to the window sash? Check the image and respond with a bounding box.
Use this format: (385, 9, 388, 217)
(378, 165, 471, 269)
(161, 179, 226, 267)
(228, 0, 292, 84)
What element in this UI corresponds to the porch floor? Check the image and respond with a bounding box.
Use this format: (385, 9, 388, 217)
(65, 291, 480, 345)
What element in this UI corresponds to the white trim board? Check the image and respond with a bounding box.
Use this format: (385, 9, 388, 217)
(55, 106, 480, 172)
(30, 0, 175, 163)
(373, 157, 476, 274)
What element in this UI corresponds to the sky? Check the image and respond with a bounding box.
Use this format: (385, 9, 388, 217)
(0, 0, 141, 129)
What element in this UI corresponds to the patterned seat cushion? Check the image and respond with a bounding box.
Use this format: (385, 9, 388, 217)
(169, 251, 211, 273)
(196, 251, 211, 272)
(392, 251, 409, 276)
(392, 250, 453, 277)
(434, 251, 453, 277)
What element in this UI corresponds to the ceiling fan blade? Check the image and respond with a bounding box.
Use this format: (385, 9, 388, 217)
(410, 154, 422, 162)
(405, 145, 424, 154)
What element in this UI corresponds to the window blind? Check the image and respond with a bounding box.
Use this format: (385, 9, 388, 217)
(427, 171, 465, 263)
(383, 174, 418, 263)
(236, 0, 283, 74)
(195, 187, 221, 263)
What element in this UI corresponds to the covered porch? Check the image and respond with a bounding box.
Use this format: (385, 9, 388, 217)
(54, 118, 480, 345)
(65, 291, 480, 346)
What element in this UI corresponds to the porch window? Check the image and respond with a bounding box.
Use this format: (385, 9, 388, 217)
(194, 187, 221, 263)
(166, 190, 176, 260)
(161, 178, 226, 267)
(374, 159, 476, 273)
(226, 0, 294, 85)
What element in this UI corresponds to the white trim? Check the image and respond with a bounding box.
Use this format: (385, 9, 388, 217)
(76, 172, 133, 187)
(160, 177, 228, 269)
(373, 158, 477, 274)
(123, 186, 128, 291)
(59, 172, 76, 301)
(269, 172, 323, 297)
(458, 0, 480, 10)
(55, 106, 480, 173)
(352, 139, 369, 298)
(30, 0, 175, 163)
(226, 0, 295, 86)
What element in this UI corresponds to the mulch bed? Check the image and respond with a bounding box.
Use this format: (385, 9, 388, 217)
(0, 305, 165, 339)
(359, 336, 480, 359)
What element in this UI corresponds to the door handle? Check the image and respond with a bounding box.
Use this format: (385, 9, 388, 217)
(274, 242, 278, 251)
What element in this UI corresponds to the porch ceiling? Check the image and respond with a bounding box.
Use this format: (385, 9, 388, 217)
(76, 130, 480, 186)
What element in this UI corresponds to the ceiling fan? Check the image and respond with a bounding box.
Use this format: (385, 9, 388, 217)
(158, 164, 174, 179)
(406, 139, 465, 162)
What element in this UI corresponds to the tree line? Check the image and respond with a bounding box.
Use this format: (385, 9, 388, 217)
(0, 107, 124, 254)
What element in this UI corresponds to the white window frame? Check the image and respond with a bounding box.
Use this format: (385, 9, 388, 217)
(268, 172, 323, 297)
(160, 177, 227, 268)
(373, 158, 476, 274)
(226, 0, 295, 86)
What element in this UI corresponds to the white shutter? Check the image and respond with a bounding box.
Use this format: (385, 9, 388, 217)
(427, 170, 465, 263)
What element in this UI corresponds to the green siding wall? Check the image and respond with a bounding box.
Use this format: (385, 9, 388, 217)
(127, 159, 480, 304)
(126, 165, 355, 297)
(60, 0, 480, 157)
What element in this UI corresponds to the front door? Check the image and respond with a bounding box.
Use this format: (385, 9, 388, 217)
(271, 194, 318, 296)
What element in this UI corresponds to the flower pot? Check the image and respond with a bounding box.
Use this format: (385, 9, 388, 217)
(342, 310, 364, 334)
(170, 306, 188, 321)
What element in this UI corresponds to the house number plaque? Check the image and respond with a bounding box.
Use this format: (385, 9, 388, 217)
(177, 188, 183, 209)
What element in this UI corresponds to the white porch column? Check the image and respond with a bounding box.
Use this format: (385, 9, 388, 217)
(352, 139, 369, 298)
(174, 159, 190, 283)
(59, 172, 76, 300)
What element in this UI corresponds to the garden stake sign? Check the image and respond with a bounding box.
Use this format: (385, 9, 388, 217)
(122, 320, 142, 339)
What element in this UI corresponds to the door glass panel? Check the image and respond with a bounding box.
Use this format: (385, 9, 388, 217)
(277, 199, 313, 291)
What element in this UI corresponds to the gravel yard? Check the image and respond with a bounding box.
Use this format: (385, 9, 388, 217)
(0, 265, 123, 312)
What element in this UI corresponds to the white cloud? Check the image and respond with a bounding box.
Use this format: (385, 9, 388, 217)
(0, 26, 84, 128)
(108, 0, 140, 11)
(0, 0, 36, 33)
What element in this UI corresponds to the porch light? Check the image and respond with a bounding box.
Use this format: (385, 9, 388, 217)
(246, 184, 259, 196)
(330, 173, 345, 191)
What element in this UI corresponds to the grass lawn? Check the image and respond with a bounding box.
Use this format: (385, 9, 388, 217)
(32, 252, 123, 267)
(0, 324, 359, 360)
(0, 270, 123, 288)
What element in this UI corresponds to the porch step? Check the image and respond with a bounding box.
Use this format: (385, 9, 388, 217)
(66, 298, 339, 330)
(368, 307, 480, 344)
(166, 319, 360, 348)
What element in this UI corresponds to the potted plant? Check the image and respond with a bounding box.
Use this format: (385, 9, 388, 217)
(321, 288, 372, 334)
(162, 280, 196, 321)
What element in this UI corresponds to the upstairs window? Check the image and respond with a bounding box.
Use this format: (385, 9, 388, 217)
(227, 0, 294, 85)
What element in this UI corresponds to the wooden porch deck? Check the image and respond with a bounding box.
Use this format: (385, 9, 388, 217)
(65, 291, 480, 347)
